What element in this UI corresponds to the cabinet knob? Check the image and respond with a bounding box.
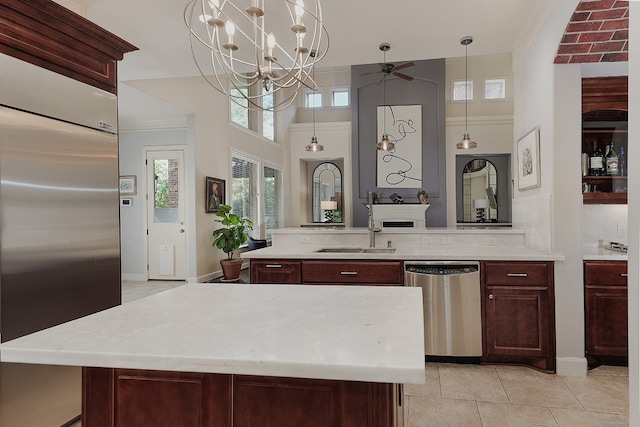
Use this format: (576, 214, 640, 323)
(488, 294, 494, 300)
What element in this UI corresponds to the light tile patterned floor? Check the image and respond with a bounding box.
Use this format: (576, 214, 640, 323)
(404, 363, 629, 427)
(73, 276, 629, 427)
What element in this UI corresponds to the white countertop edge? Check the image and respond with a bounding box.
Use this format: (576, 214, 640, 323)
(0, 349, 425, 384)
(269, 227, 525, 235)
(582, 246, 628, 261)
(243, 248, 564, 261)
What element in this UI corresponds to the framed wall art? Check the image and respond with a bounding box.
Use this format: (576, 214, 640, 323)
(205, 176, 225, 213)
(516, 127, 541, 191)
(119, 175, 137, 195)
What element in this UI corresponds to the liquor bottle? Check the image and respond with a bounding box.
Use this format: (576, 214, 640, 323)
(589, 141, 604, 176)
(619, 146, 626, 176)
(605, 142, 618, 176)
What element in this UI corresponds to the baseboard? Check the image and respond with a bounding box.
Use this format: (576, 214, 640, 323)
(556, 357, 588, 377)
(121, 273, 147, 282)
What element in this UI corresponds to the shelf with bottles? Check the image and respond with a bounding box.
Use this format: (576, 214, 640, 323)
(582, 116, 627, 204)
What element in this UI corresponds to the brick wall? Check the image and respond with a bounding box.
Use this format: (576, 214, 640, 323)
(555, 0, 628, 64)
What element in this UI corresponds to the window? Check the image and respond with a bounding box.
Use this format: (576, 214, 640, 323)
(231, 152, 283, 241)
(231, 153, 259, 239)
(331, 87, 349, 107)
(263, 165, 283, 239)
(305, 90, 322, 108)
(452, 79, 473, 101)
(484, 78, 507, 100)
(229, 80, 276, 142)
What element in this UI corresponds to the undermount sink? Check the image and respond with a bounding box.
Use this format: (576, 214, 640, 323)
(315, 247, 396, 254)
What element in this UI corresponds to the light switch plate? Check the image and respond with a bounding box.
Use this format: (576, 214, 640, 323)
(484, 236, 498, 246)
(300, 235, 312, 243)
(440, 236, 454, 245)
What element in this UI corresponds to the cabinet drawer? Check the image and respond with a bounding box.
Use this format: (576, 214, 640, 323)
(250, 260, 302, 284)
(483, 261, 552, 285)
(302, 261, 403, 284)
(584, 261, 627, 286)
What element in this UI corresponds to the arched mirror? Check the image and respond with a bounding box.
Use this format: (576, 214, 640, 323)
(312, 162, 343, 223)
(456, 154, 512, 225)
(462, 159, 497, 222)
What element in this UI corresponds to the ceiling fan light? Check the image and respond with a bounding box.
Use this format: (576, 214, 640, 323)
(306, 136, 324, 152)
(377, 134, 395, 151)
(456, 132, 477, 149)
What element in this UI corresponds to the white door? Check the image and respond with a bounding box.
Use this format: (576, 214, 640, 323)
(146, 150, 186, 280)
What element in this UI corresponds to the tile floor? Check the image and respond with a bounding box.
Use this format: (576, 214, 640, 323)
(75, 276, 629, 427)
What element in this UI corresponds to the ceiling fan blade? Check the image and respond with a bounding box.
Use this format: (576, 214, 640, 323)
(359, 70, 381, 76)
(394, 72, 414, 81)
(376, 76, 385, 85)
(393, 61, 415, 71)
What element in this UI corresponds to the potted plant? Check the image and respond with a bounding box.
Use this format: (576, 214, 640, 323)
(212, 204, 253, 281)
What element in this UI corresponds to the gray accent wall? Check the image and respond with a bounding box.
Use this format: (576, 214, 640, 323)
(351, 59, 446, 227)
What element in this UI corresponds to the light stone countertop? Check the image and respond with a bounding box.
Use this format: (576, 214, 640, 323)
(582, 246, 628, 261)
(0, 284, 425, 385)
(242, 245, 563, 261)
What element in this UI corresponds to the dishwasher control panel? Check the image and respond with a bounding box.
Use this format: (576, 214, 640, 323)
(405, 264, 478, 275)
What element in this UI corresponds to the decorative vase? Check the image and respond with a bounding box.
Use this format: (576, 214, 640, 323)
(220, 258, 243, 281)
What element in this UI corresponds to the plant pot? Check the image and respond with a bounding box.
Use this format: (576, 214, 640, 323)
(220, 258, 243, 281)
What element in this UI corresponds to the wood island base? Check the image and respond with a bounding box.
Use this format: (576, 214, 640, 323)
(83, 367, 399, 427)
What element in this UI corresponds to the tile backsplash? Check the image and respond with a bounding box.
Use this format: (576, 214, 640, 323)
(582, 204, 628, 247)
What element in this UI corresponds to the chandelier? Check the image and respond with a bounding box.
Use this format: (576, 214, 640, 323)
(184, 0, 329, 112)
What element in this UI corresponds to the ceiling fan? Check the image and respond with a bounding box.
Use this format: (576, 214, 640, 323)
(360, 43, 415, 84)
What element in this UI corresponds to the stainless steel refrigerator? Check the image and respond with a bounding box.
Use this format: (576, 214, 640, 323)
(0, 53, 121, 426)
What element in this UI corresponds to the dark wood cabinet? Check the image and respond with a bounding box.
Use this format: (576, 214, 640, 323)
(250, 259, 404, 286)
(302, 260, 404, 286)
(250, 260, 302, 284)
(582, 76, 627, 205)
(0, 0, 137, 94)
(481, 261, 555, 372)
(83, 368, 397, 427)
(584, 260, 628, 368)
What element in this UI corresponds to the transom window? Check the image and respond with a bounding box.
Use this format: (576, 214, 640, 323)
(484, 78, 507, 100)
(452, 79, 474, 101)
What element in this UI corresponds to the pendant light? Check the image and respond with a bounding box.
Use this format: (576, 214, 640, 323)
(306, 51, 324, 152)
(377, 43, 395, 151)
(457, 36, 477, 149)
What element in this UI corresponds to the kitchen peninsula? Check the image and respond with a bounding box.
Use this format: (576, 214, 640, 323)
(0, 284, 424, 427)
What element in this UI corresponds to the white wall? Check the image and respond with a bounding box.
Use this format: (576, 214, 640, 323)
(628, 2, 639, 424)
(123, 76, 289, 282)
(119, 127, 190, 281)
(513, 0, 585, 376)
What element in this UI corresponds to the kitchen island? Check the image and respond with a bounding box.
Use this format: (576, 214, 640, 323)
(0, 284, 424, 427)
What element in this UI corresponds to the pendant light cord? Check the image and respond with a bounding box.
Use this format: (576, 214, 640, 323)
(464, 42, 468, 134)
(382, 48, 386, 136)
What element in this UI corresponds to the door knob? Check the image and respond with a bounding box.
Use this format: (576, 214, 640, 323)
(488, 294, 494, 300)
(179, 229, 185, 233)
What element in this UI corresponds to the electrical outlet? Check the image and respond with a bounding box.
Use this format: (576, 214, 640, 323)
(300, 235, 312, 244)
(484, 236, 498, 246)
(421, 236, 435, 244)
(440, 236, 454, 245)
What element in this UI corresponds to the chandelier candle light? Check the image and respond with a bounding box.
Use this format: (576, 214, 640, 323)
(185, 0, 329, 112)
(457, 35, 477, 149)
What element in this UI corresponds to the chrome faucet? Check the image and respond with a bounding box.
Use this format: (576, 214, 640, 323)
(366, 191, 380, 247)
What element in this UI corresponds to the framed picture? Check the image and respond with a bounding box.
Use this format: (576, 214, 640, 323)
(517, 127, 541, 191)
(119, 175, 137, 195)
(205, 176, 225, 213)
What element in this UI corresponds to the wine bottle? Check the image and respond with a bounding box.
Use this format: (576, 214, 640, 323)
(605, 142, 618, 176)
(619, 146, 626, 176)
(589, 141, 603, 176)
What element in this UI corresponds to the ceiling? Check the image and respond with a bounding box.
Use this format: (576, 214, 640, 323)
(61, 0, 554, 123)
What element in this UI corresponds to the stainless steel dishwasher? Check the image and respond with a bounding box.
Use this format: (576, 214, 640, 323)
(405, 261, 482, 358)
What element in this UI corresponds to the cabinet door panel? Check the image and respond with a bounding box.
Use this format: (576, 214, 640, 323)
(484, 286, 550, 358)
(585, 285, 628, 357)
